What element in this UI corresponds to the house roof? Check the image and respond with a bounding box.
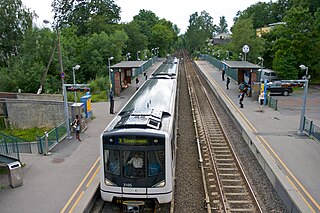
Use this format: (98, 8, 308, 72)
(222, 60, 261, 69)
(111, 61, 147, 69)
(213, 33, 232, 39)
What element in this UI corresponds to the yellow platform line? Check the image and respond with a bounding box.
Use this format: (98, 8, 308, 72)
(60, 157, 100, 213)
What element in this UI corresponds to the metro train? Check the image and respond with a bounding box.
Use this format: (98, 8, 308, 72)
(100, 58, 179, 207)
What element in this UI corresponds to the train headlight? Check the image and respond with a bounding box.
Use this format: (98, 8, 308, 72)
(152, 180, 165, 188)
(105, 178, 116, 186)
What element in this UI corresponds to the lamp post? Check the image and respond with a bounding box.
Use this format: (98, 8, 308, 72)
(144, 50, 147, 60)
(136, 51, 140, 61)
(126, 53, 131, 61)
(258, 57, 264, 68)
(72, 65, 80, 102)
(108, 57, 114, 90)
(297, 65, 309, 135)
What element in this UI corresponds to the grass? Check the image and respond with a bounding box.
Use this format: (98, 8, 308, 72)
(0, 167, 7, 175)
(0, 127, 51, 142)
(91, 90, 108, 102)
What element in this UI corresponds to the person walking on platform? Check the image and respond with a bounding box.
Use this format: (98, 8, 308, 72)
(238, 90, 245, 108)
(226, 76, 230, 90)
(109, 90, 114, 114)
(144, 72, 148, 81)
(136, 78, 140, 91)
(222, 69, 225, 81)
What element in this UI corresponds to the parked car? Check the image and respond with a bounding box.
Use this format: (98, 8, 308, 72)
(266, 82, 293, 96)
(275, 80, 304, 88)
(259, 69, 280, 82)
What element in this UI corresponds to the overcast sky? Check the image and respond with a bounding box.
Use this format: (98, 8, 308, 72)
(23, 0, 271, 33)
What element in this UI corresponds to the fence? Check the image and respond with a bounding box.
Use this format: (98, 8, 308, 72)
(0, 133, 20, 161)
(37, 120, 68, 154)
(200, 54, 240, 85)
(304, 118, 320, 142)
(267, 95, 278, 110)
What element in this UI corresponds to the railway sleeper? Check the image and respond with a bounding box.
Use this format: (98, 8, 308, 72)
(225, 194, 251, 201)
(218, 174, 241, 180)
(216, 159, 236, 163)
(228, 207, 256, 212)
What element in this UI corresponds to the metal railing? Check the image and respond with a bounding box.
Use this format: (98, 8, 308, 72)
(267, 96, 278, 110)
(37, 120, 68, 154)
(0, 133, 20, 161)
(304, 118, 320, 142)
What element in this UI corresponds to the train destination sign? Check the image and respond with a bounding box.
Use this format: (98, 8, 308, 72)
(121, 138, 148, 145)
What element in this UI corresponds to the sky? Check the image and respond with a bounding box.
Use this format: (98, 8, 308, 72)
(22, 0, 271, 33)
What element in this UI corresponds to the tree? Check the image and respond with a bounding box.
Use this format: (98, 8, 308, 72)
(216, 16, 229, 34)
(132, 10, 159, 45)
(123, 22, 148, 60)
(271, 5, 319, 79)
(0, 0, 33, 66)
(52, 0, 121, 35)
(185, 11, 216, 54)
(229, 17, 264, 63)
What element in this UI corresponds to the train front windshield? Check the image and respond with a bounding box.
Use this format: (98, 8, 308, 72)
(103, 135, 165, 187)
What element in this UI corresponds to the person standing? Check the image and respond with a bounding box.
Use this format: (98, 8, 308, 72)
(226, 76, 230, 90)
(109, 90, 114, 114)
(222, 69, 225, 81)
(135, 78, 140, 91)
(238, 90, 245, 108)
(72, 115, 81, 141)
(144, 72, 148, 81)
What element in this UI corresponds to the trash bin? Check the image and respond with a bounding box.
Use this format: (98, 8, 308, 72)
(7, 161, 23, 188)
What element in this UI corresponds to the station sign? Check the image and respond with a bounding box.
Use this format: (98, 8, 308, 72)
(66, 85, 90, 92)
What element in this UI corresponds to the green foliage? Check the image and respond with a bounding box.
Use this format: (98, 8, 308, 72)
(185, 11, 216, 54)
(0, 127, 51, 142)
(0, 0, 34, 66)
(229, 17, 264, 63)
(216, 16, 229, 34)
(91, 90, 108, 102)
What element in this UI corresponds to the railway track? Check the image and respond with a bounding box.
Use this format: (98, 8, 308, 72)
(184, 53, 263, 213)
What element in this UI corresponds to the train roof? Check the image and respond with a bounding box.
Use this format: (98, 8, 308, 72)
(107, 78, 177, 131)
(151, 58, 178, 79)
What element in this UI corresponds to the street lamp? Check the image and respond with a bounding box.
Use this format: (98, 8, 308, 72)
(258, 57, 264, 68)
(297, 64, 309, 135)
(137, 51, 140, 61)
(144, 50, 147, 60)
(72, 65, 81, 102)
(108, 57, 114, 89)
(126, 53, 131, 61)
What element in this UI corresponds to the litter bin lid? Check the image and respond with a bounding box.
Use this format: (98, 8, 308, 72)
(71, 103, 84, 107)
(7, 161, 21, 169)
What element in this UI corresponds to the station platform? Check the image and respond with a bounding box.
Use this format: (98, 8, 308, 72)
(0, 59, 319, 213)
(0, 61, 163, 213)
(196, 60, 320, 213)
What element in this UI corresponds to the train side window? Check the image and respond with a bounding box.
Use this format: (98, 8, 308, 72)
(148, 151, 164, 176)
(105, 150, 120, 175)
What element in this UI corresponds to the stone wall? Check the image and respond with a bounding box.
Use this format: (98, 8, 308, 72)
(5, 99, 71, 129)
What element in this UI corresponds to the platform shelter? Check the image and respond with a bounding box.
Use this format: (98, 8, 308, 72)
(110, 61, 147, 96)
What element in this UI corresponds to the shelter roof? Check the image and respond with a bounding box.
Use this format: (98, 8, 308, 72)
(111, 61, 147, 69)
(222, 60, 261, 69)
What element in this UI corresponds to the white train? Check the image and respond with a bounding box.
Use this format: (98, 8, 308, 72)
(100, 58, 179, 207)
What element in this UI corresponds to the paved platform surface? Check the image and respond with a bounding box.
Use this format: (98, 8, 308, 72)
(0, 61, 162, 213)
(196, 60, 320, 213)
